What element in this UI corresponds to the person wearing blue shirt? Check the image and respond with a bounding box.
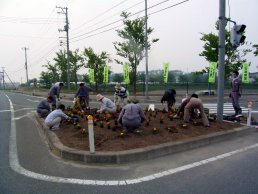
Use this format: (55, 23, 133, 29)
(37, 96, 53, 118)
(48, 82, 64, 107)
(74, 82, 93, 109)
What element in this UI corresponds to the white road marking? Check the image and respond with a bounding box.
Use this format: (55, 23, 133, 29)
(5, 94, 258, 186)
(27, 99, 40, 103)
(0, 110, 11, 113)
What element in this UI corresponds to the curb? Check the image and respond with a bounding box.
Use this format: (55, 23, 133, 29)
(34, 113, 256, 164)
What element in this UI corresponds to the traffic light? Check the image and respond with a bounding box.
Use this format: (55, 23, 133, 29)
(230, 24, 246, 47)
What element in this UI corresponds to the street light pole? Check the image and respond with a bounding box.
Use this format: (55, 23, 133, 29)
(144, 0, 149, 99)
(217, 0, 226, 121)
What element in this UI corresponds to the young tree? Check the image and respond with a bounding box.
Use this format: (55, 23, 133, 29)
(82, 47, 111, 92)
(253, 44, 258, 56)
(53, 50, 67, 83)
(113, 12, 159, 94)
(69, 49, 84, 88)
(199, 22, 252, 79)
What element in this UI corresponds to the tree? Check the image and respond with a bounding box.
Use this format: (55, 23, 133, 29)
(39, 71, 52, 88)
(199, 22, 252, 79)
(253, 44, 258, 56)
(53, 50, 67, 83)
(69, 49, 84, 88)
(113, 12, 159, 95)
(82, 47, 111, 92)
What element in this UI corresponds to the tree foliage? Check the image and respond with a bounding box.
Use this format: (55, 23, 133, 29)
(82, 47, 111, 92)
(113, 12, 159, 94)
(199, 22, 252, 79)
(253, 44, 258, 56)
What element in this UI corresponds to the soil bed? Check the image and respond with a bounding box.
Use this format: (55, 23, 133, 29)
(55, 108, 243, 151)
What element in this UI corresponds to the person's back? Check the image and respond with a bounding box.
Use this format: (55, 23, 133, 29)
(161, 89, 176, 111)
(118, 103, 145, 130)
(37, 99, 50, 112)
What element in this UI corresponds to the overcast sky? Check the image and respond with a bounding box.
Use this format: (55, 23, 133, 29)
(0, 0, 257, 83)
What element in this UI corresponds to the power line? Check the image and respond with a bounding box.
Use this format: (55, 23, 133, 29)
(71, 0, 130, 33)
(71, 0, 145, 36)
(71, 0, 190, 42)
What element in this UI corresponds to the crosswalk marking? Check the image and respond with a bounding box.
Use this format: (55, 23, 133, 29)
(203, 103, 249, 114)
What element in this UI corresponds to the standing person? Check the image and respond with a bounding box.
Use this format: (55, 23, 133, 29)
(229, 70, 242, 116)
(114, 83, 129, 108)
(183, 94, 210, 127)
(161, 89, 176, 112)
(44, 104, 69, 130)
(96, 94, 116, 113)
(48, 82, 64, 108)
(117, 99, 145, 132)
(37, 96, 53, 118)
(74, 82, 93, 109)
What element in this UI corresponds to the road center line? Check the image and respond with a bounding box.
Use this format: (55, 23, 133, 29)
(6, 94, 258, 186)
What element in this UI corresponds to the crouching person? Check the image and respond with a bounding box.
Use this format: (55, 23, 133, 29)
(45, 104, 69, 131)
(117, 99, 145, 132)
(96, 94, 116, 113)
(37, 96, 53, 118)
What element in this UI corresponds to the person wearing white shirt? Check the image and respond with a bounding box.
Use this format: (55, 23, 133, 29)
(45, 104, 69, 130)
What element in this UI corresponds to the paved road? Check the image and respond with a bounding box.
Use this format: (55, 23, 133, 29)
(1, 91, 258, 193)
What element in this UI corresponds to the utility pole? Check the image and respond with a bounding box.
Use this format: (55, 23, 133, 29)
(3, 69, 16, 89)
(22, 47, 29, 88)
(1, 67, 5, 90)
(144, 0, 149, 99)
(57, 6, 70, 90)
(217, 0, 226, 121)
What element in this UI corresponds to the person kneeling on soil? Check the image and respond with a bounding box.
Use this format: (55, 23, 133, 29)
(96, 94, 116, 113)
(180, 94, 210, 127)
(161, 88, 176, 112)
(45, 104, 70, 131)
(117, 98, 145, 132)
(73, 96, 87, 112)
(37, 96, 53, 118)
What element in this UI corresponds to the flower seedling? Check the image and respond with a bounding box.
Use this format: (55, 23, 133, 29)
(152, 127, 159, 134)
(100, 121, 104, 128)
(160, 116, 164, 124)
(169, 114, 174, 121)
(106, 122, 111, 129)
(75, 124, 82, 129)
(181, 123, 188, 128)
(146, 119, 150, 126)
(81, 128, 87, 134)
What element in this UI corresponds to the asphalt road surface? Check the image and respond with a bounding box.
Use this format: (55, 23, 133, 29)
(1, 91, 258, 194)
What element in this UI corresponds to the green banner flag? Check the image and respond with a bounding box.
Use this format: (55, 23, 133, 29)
(163, 63, 169, 83)
(208, 62, 217, 83)
(103, 65, 109, 83)
(123, 63, 130, 84)
(242, 63, 250, 83)
(89, 68, 95, 84)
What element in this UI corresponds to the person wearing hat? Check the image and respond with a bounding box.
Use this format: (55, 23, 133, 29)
(48, 82, 64, 108)
(37, 96, 53, 118)
(117, 98, 145, 132)
(114, 83, 129, 108)
(96, 94, 116, 113)
(74, 82, 93, 109)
